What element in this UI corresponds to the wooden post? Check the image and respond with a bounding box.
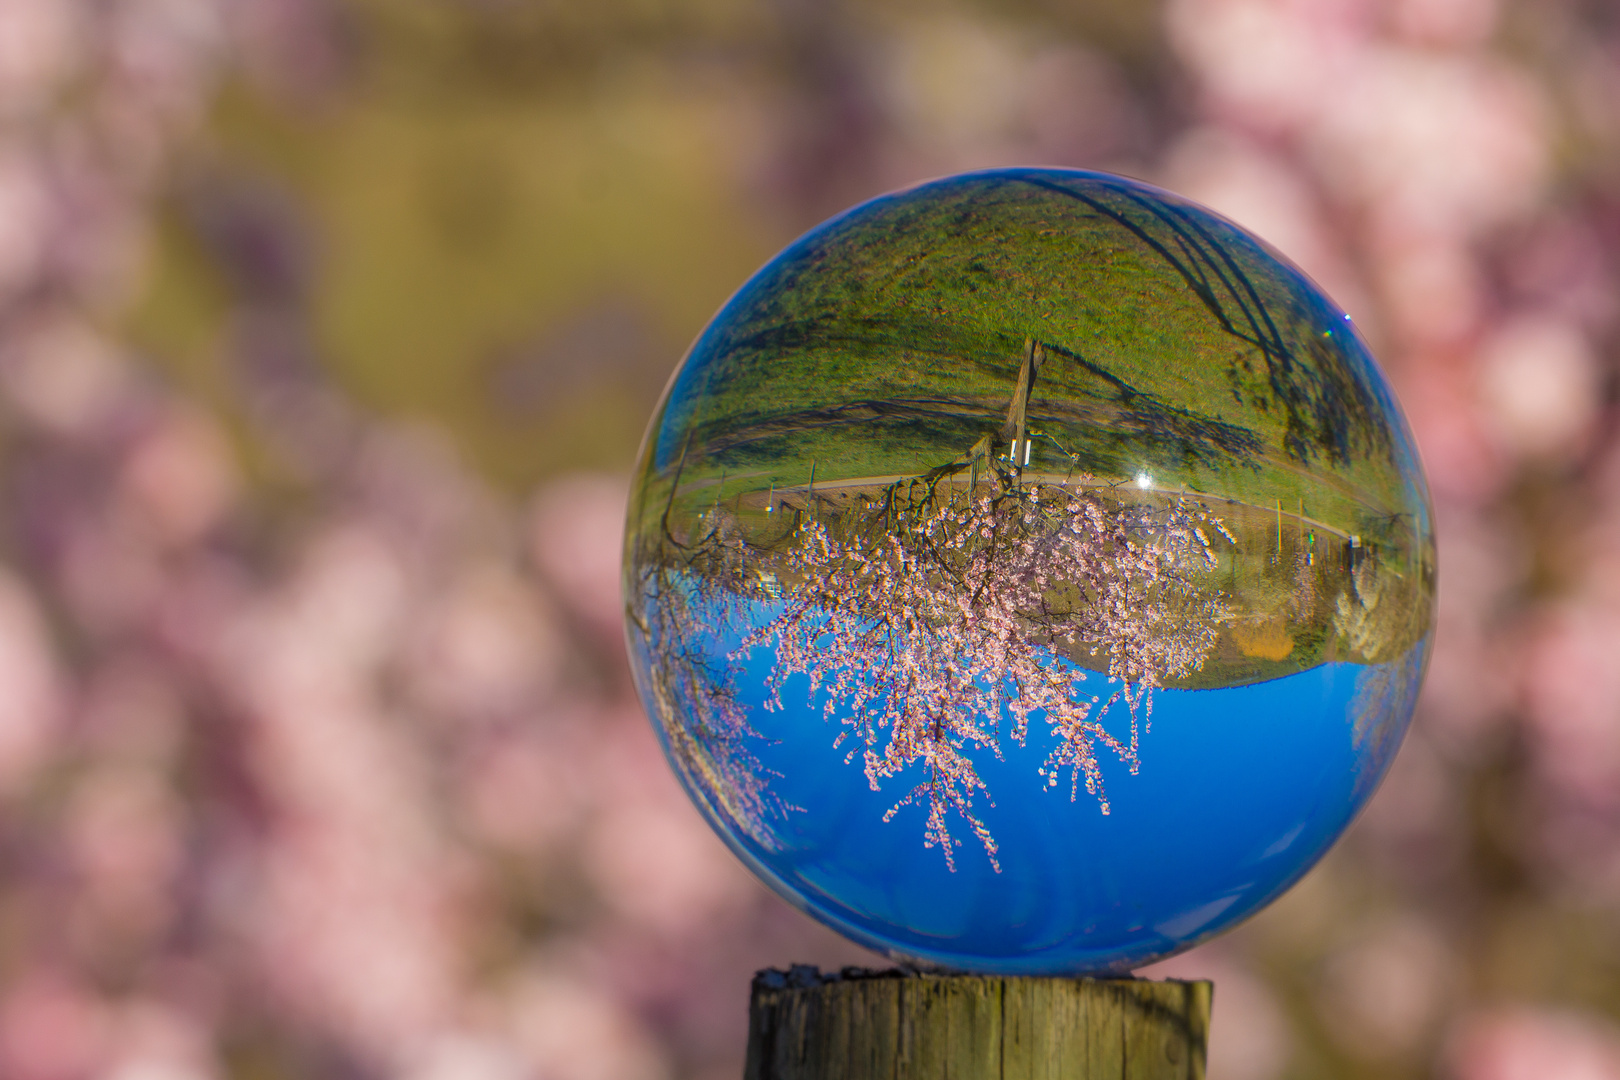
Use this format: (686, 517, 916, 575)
(1001, 338, 1048, 476)
(745, 966, 1211, 1080)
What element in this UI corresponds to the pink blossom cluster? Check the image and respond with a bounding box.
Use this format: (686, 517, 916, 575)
(738, 486, 1224, 870)
(631, 510, 790, 845)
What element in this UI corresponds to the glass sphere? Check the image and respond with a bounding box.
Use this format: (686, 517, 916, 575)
(622, 168, 1434, 974)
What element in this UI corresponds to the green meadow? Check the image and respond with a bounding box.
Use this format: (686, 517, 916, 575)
(639, 171, 1420, 519)
(627, 169, 1435, 685)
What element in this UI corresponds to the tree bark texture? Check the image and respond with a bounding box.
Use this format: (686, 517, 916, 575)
(745, 966, 1211, 1080)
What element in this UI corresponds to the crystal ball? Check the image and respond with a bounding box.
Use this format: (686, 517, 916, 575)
(622, 168, 1434, 974)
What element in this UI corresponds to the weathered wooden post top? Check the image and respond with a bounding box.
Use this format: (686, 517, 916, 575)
(747, 967, 1210, 1080)
(622, 167, 1435, 1076)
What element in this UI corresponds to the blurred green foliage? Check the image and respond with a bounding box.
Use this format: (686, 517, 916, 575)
(128, 0, 810, 489)
(126, 0, 1171, 491)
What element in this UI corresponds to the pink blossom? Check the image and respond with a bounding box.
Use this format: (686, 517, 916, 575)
(1447, 1008, 1620, 1080)
(725, 483, 1225, 869)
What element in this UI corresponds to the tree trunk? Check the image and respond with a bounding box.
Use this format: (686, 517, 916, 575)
(1001, 337, 1047, 471)
(745, 966, 1211, 1080)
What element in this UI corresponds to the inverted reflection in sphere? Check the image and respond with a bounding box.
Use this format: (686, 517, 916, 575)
(623, 168, 1435, 974)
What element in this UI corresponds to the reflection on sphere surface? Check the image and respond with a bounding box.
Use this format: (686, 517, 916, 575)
(623, 168, 1434, 974)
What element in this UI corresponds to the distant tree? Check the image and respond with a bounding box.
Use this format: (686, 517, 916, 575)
(631, 339, 1231, 870)
(629, 457, 792, 848)
(735, 480, 1228, 870)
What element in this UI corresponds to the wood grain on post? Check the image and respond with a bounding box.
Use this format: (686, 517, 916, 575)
(745, 966, 1211, 1080)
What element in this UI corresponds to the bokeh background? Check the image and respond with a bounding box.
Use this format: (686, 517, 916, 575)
(0, 0, 1615, 1078)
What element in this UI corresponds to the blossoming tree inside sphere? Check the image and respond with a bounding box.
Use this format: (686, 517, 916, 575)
(623, 168, 1435, 974)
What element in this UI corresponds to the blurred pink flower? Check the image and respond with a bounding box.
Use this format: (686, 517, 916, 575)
(219, 526, 467, 1064)
(1523, 601, 1620, 812)
(119, 407, 240, 548)
(1396, 363, 1507, 504)
(530, 474, 630, 644)
(1352, 730, 1466, 878)
(63, 764, 185, 944)
(1386, 0, 1500, 47)
(1447, 1007, 1620, 1080)
(0, 570, 64, 794)
(1376, 237, 1485, 347)
(1416, 507, 1522, 748)
(74, 661, 186, 768)
(399, 1033, 526, 1080)
(1167, 0, 1370, 134)
(98, 1001, 220, 1080)
(1475, 315, 1602, 464)
(458, 720, 589, 855)
(502, 966, 671, 1080)
(581, 709, 759, 937)
(583, 793, 757, 938)
(0, 154, 49, 301)
(0, 969, 109, 1080)
(1309, 49, 1549, 239)
(0, 0, 82, 118)
(1315, 915, 1457, 1061)
(403, 561, 564, 724)
(0, 313, 133, 438)
(105, 0, 224, 140)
